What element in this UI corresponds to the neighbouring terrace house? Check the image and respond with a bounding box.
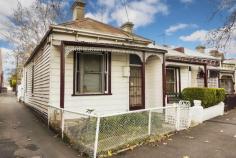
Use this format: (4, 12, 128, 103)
(20, 0, 167, 117)
(159, 45, 236, 103)
(154, 45, 223, 103)
(220, 58, 236, 94)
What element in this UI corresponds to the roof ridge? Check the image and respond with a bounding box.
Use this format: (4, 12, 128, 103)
(85, 18, 132, 37)
(58, 18, 88, 26)
(55, 17, 152, 43)
(85, 18, 152, 41)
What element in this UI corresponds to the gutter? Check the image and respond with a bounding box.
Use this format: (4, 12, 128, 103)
(62, 41, 167, 54)
(50, 25, 152, 45)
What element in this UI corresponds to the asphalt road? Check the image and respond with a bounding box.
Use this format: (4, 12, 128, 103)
(114, 108, 236, 158)
(0, 93, 80, 158)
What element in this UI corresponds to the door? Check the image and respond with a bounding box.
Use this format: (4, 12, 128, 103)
(129, 66, 144, 110)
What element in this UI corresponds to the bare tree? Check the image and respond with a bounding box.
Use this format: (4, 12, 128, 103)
(1, 0, 67, 63)
(208, 0, 236, 50)
(0, 0, 67, 83)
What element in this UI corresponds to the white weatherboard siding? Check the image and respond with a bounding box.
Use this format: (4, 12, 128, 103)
(180, 67, 189, 91)
(65, 53, 130, 114)
(23, 43, 51, 114)
(49, 45, 61, 107)
(145, 56, 163, 108)
(50, 48, 130, 115)
(49, 48, 164, 114)
(191, 66, 200, 87)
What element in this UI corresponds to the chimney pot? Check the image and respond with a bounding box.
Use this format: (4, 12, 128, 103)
(72, 0, 85, 20)
(195, 45, 206, 54)
(121, 22, 134, 33)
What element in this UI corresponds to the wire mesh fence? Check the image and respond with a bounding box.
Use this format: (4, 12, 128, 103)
(63, 111, 98, 157)
(48, 103, 191, 158)
(98, 111, 149, 153)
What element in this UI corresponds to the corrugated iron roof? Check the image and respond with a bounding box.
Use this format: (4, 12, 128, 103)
(58, 18, 152, 43)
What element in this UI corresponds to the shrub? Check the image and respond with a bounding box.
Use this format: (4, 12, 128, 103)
(181, 88, 225, 108)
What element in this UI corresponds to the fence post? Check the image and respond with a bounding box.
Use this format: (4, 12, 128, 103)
(175, 104, 180, 131)
(148, 110, 152, 135)
(61, 109, 65, 139)
(94, 116, 101, 158)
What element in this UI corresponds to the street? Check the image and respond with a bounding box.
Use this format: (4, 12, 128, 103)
(0, 94, 80, 158)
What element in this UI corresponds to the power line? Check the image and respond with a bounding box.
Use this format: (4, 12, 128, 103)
(122, 0, 130, 22)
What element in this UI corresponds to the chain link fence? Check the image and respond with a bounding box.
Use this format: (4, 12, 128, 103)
(48, 103, 191, 158)
(63, 111, 98, 156)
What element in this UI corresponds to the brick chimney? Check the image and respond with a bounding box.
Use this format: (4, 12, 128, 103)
(121, 22, 134, 33)
(195, 45, 206, 53)
(209, 50, 225, 60)
(72, 0, 85, 20)
(174, 47, 185, 53)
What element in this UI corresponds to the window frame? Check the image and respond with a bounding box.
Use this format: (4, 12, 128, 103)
(73, 51, 112, 96)
(166, 67, 180, 94)
(208, 70, 219, 78)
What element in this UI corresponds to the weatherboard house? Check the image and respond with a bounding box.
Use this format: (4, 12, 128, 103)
(20, 0, 167, 117)
(156, 45, 235, 103)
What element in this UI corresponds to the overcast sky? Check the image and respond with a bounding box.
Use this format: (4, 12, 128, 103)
(0, 0, 235, 80)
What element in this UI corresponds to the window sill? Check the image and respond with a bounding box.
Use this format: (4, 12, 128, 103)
(71, 93, 112, 96)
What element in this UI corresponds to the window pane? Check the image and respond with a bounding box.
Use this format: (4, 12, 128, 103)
(166, 69, 175, 82)
(167, 83, 175, 93)
(77, 53, 80, 70)
(130, 54, 142, 65)
(209, 70, 218, 78)
(76, 53, 108, 94)
(166, 68, 177, 93)
(83, 54, 102, 72)
(83, 74, 102, 93)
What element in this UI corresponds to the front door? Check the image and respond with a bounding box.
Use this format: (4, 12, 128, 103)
(129, 66, 144, 110)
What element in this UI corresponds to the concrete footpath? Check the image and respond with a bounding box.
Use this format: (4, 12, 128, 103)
(0, 94, 80, 158)
(114, 108, 236, 158)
